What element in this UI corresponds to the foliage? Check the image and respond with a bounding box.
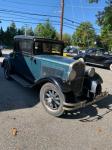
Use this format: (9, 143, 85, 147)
(96, 0, 112, 50)
(72, 22, 96, 49)
(18, 26, 34, 36)
(0, 27, 4, 45)
(62, 33, 72, 46)
(0, 23, 34, 47)
(88, 0, 98, 3)
(4, 22, 17, 47)
(34, 20, 57, 39)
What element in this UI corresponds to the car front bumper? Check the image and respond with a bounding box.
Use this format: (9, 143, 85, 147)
(63, 91, 109, 111)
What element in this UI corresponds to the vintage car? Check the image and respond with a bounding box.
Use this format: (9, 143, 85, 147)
(74, 48, 112, 71)
(1, 36, 108, 117)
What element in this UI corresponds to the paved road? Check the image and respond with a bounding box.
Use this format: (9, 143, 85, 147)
(0, 63, 112, 150)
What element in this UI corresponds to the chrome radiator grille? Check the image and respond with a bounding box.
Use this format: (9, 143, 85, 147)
(71, 62, 85, 95)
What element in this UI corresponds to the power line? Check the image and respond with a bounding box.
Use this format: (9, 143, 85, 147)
(0, 9, 100, 31)
(0, 8, 60, 18)
(0, 9, 79, 26)
(0, 18, 75, 30)
(0, 8, 81, 25)
(0, 13, 76, 28)
(2, 0, 104, 9)
(0, 14, 59, 24)
(2, 0, 58, 8)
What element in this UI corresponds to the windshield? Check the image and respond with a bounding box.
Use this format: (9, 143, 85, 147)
(34, 41, 63, 55)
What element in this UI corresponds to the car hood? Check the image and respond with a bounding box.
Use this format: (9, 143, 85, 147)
(34, 55, 77, 66)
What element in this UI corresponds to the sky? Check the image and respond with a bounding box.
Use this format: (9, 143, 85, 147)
(0, 0, 106, 35)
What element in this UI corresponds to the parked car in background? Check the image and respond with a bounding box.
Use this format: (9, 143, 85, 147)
(74, 48, 112, 71)
(1, 36, 108, 116)
(63, 46, 81, 57)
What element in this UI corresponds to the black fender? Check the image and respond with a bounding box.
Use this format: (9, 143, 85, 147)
(104, 60, 112, 68)
(1, 57, 14, 75)
(1, 58, 9, 68)
(2, 58, 10, 66)
(34, 77, 71, 93)
(1, 52, 14, 68)
(83, 72, 103, 97)
(91, 72, 103, 84)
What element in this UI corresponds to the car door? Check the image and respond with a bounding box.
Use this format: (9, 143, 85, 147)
(95, 50, 104, 65)
(14, 39, 35, 82)
(28, 41, 42, 80)
(85, 49, 96, 64)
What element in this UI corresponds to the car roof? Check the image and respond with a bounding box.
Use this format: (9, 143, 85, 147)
(14, 35, 64, 44)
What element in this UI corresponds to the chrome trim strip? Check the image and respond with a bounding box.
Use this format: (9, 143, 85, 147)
(86, 62, 104, 67)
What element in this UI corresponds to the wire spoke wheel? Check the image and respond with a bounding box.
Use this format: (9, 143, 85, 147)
(40, 82, 65, 117)
(45, 90, 61, 110)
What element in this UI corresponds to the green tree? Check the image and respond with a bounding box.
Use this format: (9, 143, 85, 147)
(62, 33, 72, 46)
(72, 22, 96, 49)
(34, 20, 57, 39)
(26, 27, 34, 36)
(96, 0, 112, 50)
(89, 0, 98, 3)
(0, 27, 4, 45)
(4, 22, 17, 47)
(17, 26, 34, 36)
(17, 27, 24, 35)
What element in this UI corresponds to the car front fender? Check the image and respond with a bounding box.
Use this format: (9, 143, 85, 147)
(83, 72, 103, 91)
(104, 60, 112, 67)
(1, 58, 8, 68)
(34, 77, 71, 93)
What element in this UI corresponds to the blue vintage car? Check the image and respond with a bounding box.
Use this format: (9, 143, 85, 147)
(1, 35, 108, 116)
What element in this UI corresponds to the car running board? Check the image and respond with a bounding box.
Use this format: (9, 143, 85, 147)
(10, 74, 34, 88)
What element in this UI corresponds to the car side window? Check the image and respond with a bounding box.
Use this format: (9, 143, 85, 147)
(95, 50, 103, 56)
(87, 50, 95, 55)
(43, 43, 52, 53)
(34, 42, 42, 54)
(19, 40, 33, 54)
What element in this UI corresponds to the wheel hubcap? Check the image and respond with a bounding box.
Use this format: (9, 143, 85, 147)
(44, 90, 61, 110)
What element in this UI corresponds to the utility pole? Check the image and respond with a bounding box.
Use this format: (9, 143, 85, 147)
(60, 0, 64, 40)
(25, 24, 27, 36)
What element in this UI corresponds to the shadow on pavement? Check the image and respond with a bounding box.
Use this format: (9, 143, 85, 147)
(0, 73, 39, 112)
(0, 85, 39, 112)
(61, 95, 112, 121)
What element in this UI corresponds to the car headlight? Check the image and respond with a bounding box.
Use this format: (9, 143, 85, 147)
(69, 70, 77, 81)
(87, 68, 95, 77)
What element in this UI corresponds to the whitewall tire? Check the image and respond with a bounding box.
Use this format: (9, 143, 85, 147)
(109, 64, 112, 71)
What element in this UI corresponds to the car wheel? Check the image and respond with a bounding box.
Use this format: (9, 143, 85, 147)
(109, 64, 112, 71)
(4, 62, 11, 80)
(40, 82, 65, 117)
